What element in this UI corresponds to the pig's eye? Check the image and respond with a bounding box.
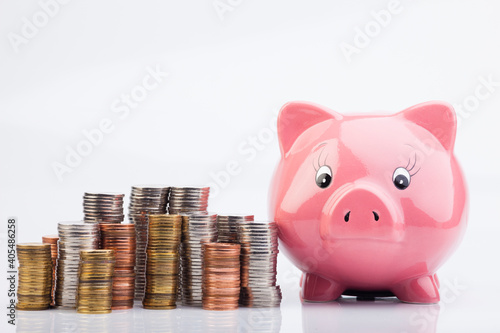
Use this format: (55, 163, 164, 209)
(316, 165, 332, 188)
(393, 167, 411, 190)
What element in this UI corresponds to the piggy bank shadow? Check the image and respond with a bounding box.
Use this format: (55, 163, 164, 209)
(302, 296, 440, 333)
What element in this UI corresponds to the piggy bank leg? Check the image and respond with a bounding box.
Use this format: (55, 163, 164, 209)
(392, 275, 440, 304)
(433, 273, 440, 289)
(301, 273, 344, 302)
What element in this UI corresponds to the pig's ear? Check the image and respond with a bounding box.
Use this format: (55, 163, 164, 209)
(278, 101, 340, 156)
(399, 101, 457, 151)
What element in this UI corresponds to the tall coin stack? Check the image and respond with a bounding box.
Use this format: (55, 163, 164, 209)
(100, 223, 136, 309)
(55, 222, 99, 308)
(41, 235, 59, 306)
(180, 213, 218, 306)
(143, 214, 182, 310)
(238, 221, 282, 307)
(168, 187, 210, 214)
(76, 249, 115, 314)
(83, 192, 125, 223)
(217, 215, 254, 243)
(16, 243, 53, 310)
(202, 243, 241, 311)
(128, 185, 170, 300)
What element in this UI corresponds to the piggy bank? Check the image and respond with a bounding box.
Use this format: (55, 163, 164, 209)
(269, 101, 468, 303)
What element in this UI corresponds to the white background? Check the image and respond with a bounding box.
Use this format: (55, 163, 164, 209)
(1, 0, 500, 332)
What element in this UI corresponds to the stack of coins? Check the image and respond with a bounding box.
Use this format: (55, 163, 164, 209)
(217, 215, 254, 243)
(143, 214, 182, 309)
(76, 249, 115, 314)
(16, 243, 53, 310)
(100, 223, 136, 309)
(202, 243, 241, 311)
(41, 235, 59, 306)
(128, 185, 170, 216)
(83, 192, 125, 223)
(128, 185, 170, 300)
(54, 222, 99, 308)
(238, 221, 282, 307)
(168, 187, 210, 214)
(180, 213, 218, 306)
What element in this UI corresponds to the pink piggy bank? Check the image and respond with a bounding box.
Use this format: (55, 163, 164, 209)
(269, 101, 468, 303)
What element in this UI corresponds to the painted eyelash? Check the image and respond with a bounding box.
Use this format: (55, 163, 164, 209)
(313, 146, 328, 171)
(406, 153, 420, 176)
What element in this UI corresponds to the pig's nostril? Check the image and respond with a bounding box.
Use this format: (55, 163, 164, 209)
(344, 211, 350, 222)
(373, 211, 379, 221)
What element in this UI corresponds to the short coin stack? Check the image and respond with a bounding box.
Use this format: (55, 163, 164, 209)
(128, 185, 170, 300)
(180, 213, 218, 306)
(202, 243, 241, 311)
(55, 222, 99, 308)
(16, 243, 53, 310)
(238, 221, 282, 307)
(76, 249, 115, 314)
(143, 214, 182, 309)
(217, 215, 254, 243)
(83, 192, 125, 223)
(41, 235, 59, 306)
(100, 223, 136, 309)
(169, 187, 210, 214)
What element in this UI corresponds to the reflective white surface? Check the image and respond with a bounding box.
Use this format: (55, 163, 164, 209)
(15, 305, 282, 333)
(9, 287, 496, 333)
(13, 300, 441, 333)
(301, 298, 440, 333)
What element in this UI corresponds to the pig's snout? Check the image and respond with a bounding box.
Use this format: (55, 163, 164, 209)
(320, 184, 404, 242)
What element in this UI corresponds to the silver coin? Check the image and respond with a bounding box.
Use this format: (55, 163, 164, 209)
(54, 222, 99, 308)
(236, 220, 281, 307)
(128, 185, 170, 300)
